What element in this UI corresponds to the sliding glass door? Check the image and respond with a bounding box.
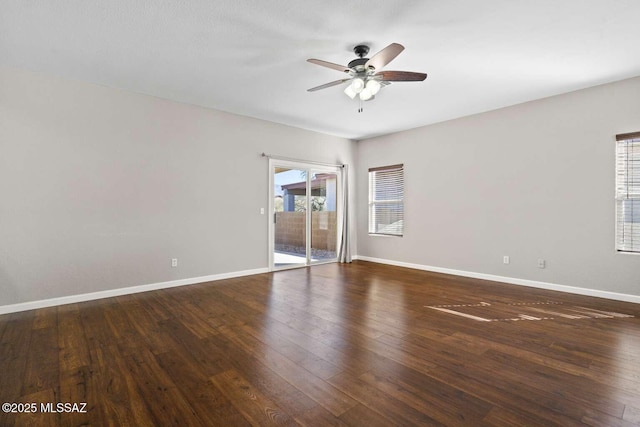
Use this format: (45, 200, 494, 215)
(269, 160, 341, 270)
(310, 171, 338, 262)
(272, 167, 308, 268)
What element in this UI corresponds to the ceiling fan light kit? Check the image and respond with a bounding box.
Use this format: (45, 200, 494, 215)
(307, 43, 427, 112)
(343, 84, 357, 99)
(366, 79, 381, 94)
(351, 78, 365, 93)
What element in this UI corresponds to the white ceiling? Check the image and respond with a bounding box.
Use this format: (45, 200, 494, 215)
(2, 0, 640, 140)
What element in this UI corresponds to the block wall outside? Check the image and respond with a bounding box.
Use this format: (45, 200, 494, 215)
(274, 211, 337, 252)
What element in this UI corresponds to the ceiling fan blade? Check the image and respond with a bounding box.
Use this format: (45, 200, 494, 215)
(365, 43, 405, 70)
(307, 59, 350, 73)
(375, 71, 427, 81)
(307, 78, 351, 92)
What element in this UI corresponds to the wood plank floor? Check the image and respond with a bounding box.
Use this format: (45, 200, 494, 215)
(1, 260, 640, 426)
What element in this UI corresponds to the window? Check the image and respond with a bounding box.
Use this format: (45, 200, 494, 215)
(369, 164, 404, 236)
(616, 132, 640, 253)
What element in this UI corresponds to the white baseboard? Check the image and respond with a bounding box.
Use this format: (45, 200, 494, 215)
(0, 267, 269, 315)
(3, 258, 637, 315)
(354, 255, 640, 304)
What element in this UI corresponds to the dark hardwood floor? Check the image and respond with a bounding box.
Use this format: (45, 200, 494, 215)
(1, 260, 640, 426)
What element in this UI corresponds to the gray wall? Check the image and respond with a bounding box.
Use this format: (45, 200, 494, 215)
(356, 76, 640, 297)
(3, 65, 639, 307)
(0, 67, 356, 306)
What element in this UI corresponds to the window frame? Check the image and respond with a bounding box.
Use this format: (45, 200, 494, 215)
(368, 163, 404, 237)
(615, 132, 640, 254)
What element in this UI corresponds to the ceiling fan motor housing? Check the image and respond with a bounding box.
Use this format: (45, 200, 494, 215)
(349, 45, 371, 71)
(348, 57, 369, 71)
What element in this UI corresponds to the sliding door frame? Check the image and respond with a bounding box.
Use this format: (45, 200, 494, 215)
(268, 159, 343, 271)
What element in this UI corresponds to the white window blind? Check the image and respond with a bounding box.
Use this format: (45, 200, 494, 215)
(616, 132, 640, 253)
(369, 164, 404, 236)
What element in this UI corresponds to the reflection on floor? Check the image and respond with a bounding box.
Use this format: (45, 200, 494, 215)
(274, 252, 309, 266)
(274, 251, 336, 267)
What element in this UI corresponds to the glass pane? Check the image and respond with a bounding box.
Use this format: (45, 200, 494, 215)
(274, 168, 307, 267)
(622, 199, 640, 223)
(371, 202, 404, 235)
(310, 171, 337, 261)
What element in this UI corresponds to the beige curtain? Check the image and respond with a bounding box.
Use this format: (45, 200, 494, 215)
(338, 164, 351, 263)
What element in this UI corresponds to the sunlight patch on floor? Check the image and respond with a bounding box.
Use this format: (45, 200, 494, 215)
(425, 301, 635, 322)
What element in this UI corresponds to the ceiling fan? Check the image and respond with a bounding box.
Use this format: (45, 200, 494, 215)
(307, 43, 427, 112)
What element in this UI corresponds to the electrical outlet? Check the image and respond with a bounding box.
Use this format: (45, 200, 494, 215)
(171, 258, 178, 267)
(503, 256, 510, 264)
(537, 258, 546, 269)
(260, 207, 265, 215)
